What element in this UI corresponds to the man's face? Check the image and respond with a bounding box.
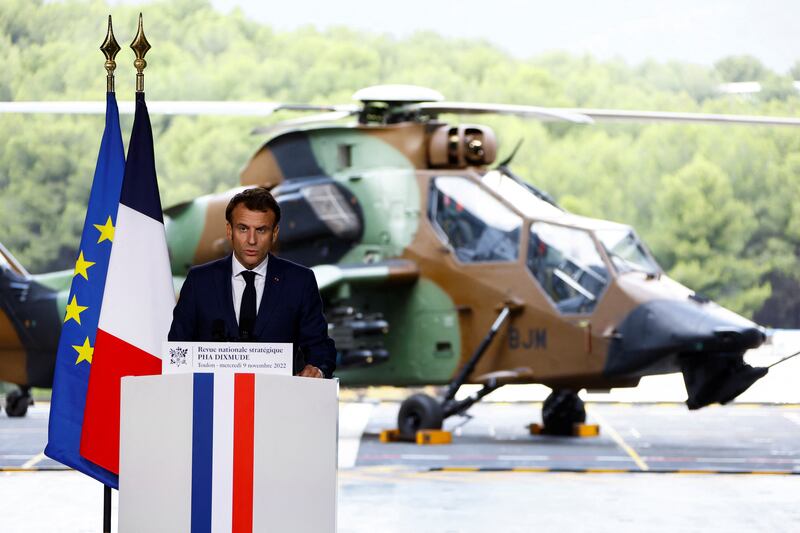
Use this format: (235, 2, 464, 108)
(226, 204, 279, 269)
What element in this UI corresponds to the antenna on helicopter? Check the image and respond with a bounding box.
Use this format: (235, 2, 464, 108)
(495, 137, 524, 168)
(494, 139, 561, 210)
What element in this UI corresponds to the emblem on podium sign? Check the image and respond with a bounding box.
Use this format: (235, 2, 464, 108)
(168, 346, 188, 368)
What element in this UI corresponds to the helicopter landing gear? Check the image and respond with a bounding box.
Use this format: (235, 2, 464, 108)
(397, 393, 444, 437)
(4, 386, 33, 417)
(396, 306, 514, 439)
(539, 389, 586, 436)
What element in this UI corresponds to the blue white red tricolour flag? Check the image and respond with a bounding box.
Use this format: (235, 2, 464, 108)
(44, 91, 124, 487)
(80, 91, 175, 474)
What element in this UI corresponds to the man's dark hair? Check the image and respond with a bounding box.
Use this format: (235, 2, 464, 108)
(225, 186, 281, 226)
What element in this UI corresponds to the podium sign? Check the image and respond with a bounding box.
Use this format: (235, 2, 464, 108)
(162, 341, 292, 375)
(119, 373, 338, 532)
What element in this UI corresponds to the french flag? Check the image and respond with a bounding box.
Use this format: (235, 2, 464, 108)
(80, 91, 175, 476)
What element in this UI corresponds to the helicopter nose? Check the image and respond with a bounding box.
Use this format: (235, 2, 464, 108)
(604, 298, 768, 409)
(604, 298, 765, 376)
(711, 325, 766, 348)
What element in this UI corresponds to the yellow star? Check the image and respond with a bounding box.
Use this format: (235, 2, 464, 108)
(72, 337, 94, 365)
(63, 295, 88, 325)
(73, 251, 95, 280)
(93, 216, 115, 243)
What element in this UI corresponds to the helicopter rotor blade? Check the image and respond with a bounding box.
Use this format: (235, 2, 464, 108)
(550, 108, 800, 127)
(0, 101, 357, 116)
(395, 102, 594, 124)
(251, 108, 360, 134)
(4, 100, 798, 127)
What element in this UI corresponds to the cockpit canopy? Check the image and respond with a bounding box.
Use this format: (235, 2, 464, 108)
(428, 171, 661, 315)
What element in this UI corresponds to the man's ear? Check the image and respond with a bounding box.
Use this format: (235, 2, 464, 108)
(225, 222, 232, 241)
(273, 225, 279, 241)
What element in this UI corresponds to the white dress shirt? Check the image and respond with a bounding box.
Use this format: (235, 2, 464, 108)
(231, 254, 268, 324)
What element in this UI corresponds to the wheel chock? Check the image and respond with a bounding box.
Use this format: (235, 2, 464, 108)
(574, 423, 600, 437)
(379, 429, 452, 445)
(379, 429, 402, 443)
(416, 430, 452, 445)
(528, 423, 600, 437)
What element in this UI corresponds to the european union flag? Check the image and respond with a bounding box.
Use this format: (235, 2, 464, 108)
(44, 92, 125, 488)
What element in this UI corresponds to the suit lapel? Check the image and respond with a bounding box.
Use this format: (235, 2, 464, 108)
(254, 254, 284, 338)
(213, 256, 239, 337)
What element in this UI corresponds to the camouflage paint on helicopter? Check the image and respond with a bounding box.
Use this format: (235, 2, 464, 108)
(0, 244, 63, 389)
(0, 86, 770, 430)
(159, 111, 764, 405)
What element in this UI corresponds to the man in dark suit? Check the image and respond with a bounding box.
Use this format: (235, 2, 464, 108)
(168, 187, 336, 378)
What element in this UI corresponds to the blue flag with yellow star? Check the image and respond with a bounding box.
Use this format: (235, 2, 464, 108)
(44, 92, 124, 487)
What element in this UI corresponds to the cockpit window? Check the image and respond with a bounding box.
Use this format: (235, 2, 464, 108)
(429, 176, 522, 263)
(0, 244, 25, 277)
(595, 228, 660, 275)
(528, 222, 608, 314)
(481, 170, 563, 218)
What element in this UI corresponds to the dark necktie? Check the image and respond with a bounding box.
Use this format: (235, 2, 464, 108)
(239, 270, 257, 340)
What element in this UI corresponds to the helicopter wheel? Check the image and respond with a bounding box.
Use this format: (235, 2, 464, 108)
(4, 387, 32, 418)
(541, 389, 585, 436)
(397, 393, 444, 438)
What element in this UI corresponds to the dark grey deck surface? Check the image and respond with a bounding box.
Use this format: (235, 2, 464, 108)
(357, 401, 800, 473)
(5, 401, 799, 473)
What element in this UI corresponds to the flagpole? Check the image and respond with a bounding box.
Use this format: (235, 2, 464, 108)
(100, 15, 119, 533)
(103, 485, 112, 533)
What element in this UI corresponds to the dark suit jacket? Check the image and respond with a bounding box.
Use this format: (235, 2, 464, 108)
(168, 253, 336, 378)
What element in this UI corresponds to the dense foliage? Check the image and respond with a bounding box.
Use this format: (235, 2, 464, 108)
(1, 0, 799, 325)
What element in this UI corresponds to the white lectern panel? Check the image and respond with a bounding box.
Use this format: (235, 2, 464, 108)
(253, 376, 339, 532)
(119, 374, 193, 533)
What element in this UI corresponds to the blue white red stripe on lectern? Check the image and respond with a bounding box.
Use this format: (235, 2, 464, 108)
(189, 373, 257, 533)
(232, 373, 256, 532)
(191, 373, 214, 533)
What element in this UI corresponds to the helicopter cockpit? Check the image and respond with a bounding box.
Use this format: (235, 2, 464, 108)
(428, 168, 662, 315)
(429, 176, 522, 264)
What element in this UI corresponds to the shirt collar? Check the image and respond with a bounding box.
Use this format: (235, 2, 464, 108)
(231, 253, 268, 278)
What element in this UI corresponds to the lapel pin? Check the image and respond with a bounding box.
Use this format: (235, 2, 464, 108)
(273, 276, 280, 282)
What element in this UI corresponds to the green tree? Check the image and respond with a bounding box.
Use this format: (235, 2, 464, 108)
(649, 157, 769, 315)
(714, 55, 770, 82)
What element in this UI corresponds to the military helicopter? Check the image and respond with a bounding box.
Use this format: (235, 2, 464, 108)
(1, 85, 797, 437)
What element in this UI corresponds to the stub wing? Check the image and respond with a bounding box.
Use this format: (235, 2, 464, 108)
(311, 260, 419, 293)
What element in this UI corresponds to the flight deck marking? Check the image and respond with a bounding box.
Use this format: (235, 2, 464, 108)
(20, 452, 45, 469)
(783, 413, 800, 427)
(497, 455, 548, 461)
(400, 454, 451, 461)
(428, 467, 800, 476)
(587, 406, 649, 471)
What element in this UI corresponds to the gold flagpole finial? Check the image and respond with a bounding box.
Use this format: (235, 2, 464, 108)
(130, 13, 151, 93)
(100, 15, 121, 93)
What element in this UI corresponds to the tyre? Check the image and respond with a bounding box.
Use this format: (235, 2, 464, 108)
(4, 388, 31, 417)
(541, 389, 585, 436)
(397, 393, 443, 438)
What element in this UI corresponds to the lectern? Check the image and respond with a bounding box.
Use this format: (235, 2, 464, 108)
(118, 372, 338, 532)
